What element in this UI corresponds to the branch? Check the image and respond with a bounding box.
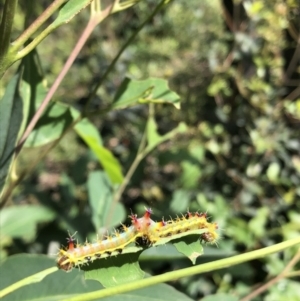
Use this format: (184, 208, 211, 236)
(0, 0, 18, 57)
(11, 0, 66, 53)
(15, 2, 118, 155)
(240, 249, 300, 301)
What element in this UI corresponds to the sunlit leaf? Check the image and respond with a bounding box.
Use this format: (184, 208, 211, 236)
(51, 0, 93, 28)
(113, 77, 181, 110)
(72, 109, 123, 184)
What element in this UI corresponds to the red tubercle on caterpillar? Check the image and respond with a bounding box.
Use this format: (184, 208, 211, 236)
(66, 234, 76, 251)
(130, 207, 154, 231)
(144, 207, 152, 218)
(142, 207, 153, 227)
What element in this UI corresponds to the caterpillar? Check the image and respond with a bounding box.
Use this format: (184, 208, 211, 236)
(57, 208, 218, 272)
(149, 211, 218, 244)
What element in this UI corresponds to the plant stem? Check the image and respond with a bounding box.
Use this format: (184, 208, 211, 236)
(62, 237, 300, 301)
(11, 0, 66, 53)
(15, 1, 118, 156)
(15, 17, 97, 156)
(0, 0, 18, 57)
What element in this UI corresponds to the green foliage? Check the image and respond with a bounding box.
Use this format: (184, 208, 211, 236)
(1, 0, 300, 300)
(0, 73, 23, 192)
(87, 170, 125, 230)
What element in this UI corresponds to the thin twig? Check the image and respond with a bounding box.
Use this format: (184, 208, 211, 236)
(11, 0, 66, 52)
(15, 2, 117, 156)
(240, 248, 300, 301)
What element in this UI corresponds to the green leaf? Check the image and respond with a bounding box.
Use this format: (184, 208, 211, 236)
(173, 235, 204, 265)
(20, 48, 45, 134)
(0, 255, 101, 301)
(0, 254, 192, 301)
(51, 0, 93, 28)
(87, 171, 125, 231)
(74, 116, 103, 146)
(72, 109, 123, 184)
(0, 205, 55, 244)
(89, 145, 124, 184)
(113, 77, 181, 110)
(0, 73, 24, 193)
(84, 249, 144, 287)
(25, 102, 73, 147)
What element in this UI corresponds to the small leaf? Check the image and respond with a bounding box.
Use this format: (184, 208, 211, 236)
(87, 171, 125, 231)
(173, 235, 204, 264)
(0, 73, 24, 193)
(51, 0, 93, 27)
(113, 77, 181, 110)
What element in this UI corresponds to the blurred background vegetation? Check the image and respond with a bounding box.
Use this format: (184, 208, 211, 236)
(1, 0, 300, 300)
